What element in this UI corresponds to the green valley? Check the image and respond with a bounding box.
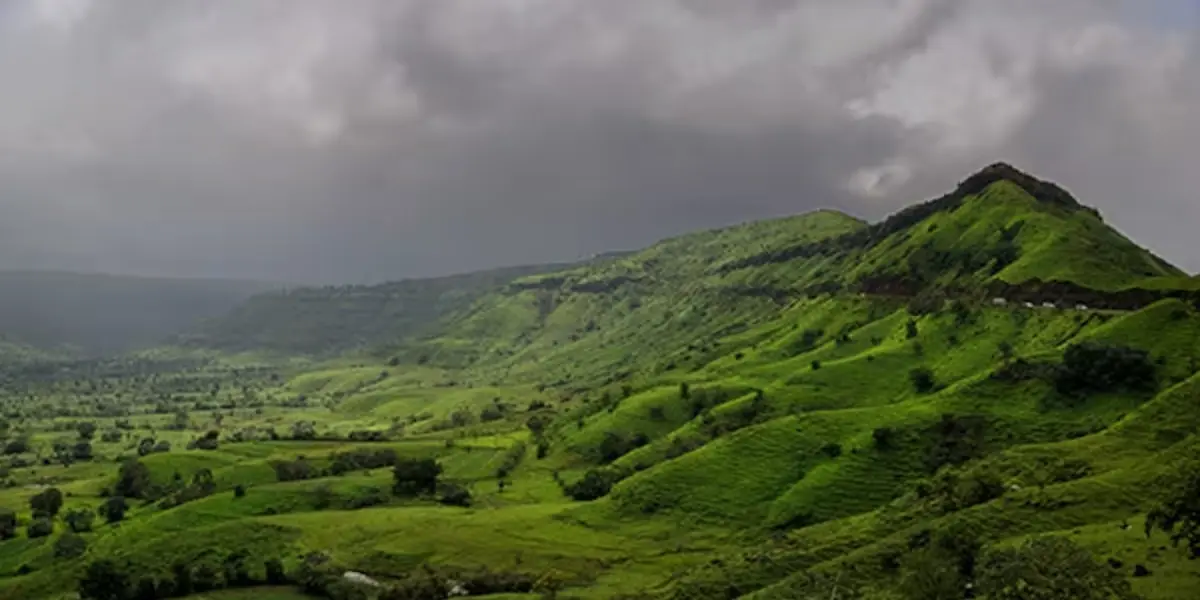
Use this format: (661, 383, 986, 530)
(1, 164, 1198, 600)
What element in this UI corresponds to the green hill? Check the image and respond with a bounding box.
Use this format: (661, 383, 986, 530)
(0, 271, 279, 355)
(2, 164, 1199, 600)
(179, 263, 586, 356)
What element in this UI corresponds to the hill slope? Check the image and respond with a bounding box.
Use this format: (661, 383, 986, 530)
(180, 263, 587, 356)
(0, 271, 279, 355)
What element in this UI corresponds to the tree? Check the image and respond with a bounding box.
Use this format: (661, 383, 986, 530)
(0, 508, 17, 540)
(65, 507, 95, 533)
(906, 319, 920, 339)
(172, 409, 190, 430)
(101, 496, 128, 524)
(77, 421, 97, 440)
(53, 439, 75, 467)
(679, 382, 690, 400)
(898, 526, 980, 600)
(79, 559, 130, 600)
(264, 558, 287, 584)
(438, 482, 472, 507)
(234, 485, 246, 498)
(55, 532, 88, 558)
(392, 458, 442, 496)
(525, 415, 548, 437)
(30, 487, 64, 518)
(3, 437, 29, 455)
(27, 517, 53, 538)
(1146, 469, 1200, 557)
(976, 536, 1139, 599)
(137, 438, 156, 457)
(171, 562, 193, 596)
(115, 459, 153, 499)
(73, 441, 94, 461)
(910, 367, 937, 394)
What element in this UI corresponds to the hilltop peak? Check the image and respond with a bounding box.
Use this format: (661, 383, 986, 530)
(957, 161, 1082, 211)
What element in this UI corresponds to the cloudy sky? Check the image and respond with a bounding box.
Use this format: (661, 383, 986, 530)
(0, 0, 1197, 283)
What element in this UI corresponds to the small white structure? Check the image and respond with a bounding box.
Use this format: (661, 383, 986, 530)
(1024, 302, 1035, 309)
(1042, 302, 1057, 309)
(991, 298, 1008, 307)
(447, 579, 469, 597)
(1076, 303, 1089, 311)
(343, 572, 381, 587)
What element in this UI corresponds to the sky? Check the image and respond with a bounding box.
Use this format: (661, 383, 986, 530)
(0, 0, 1198, 284)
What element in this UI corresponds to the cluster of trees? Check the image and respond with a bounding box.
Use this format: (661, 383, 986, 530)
(892, 529, 1138, 600)
(78, 554, 288, 600)
(272, 448, 402, 482)
(1055, 343, 1157, 396)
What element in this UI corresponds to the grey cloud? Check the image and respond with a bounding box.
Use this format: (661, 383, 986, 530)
(0, 0, 1197, 283)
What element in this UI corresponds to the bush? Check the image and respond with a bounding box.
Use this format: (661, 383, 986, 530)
(977, 537, 1138, 599)
(114, 459, 155, 499)
(54, 532, 88, 558)
(872, 427, 895, 450)
(810, 360, 821, 371)
(65, 508, 95, 533)
(79, 559, 130, 600)
(438, 483, 472, 507)
(392, 458, 442, 497)
(30, 487, 64, 518)
(101, 496, 128, 524)
(820, 442, 842, 458)
(1055, 343, 1157, 396)
(910, 367, 937, 393)
(925, 414, 988, 473)
(27, 517, 53, 538)
(565, 468, 626, 501)
(0, 509, 16, 540)
(233, 485, 246, 498)
(272, 458, 316, 482)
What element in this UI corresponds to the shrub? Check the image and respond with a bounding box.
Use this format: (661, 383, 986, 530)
(977, 537, 1138, 599)
(910, 367, 937, 393)
(0, 509, 16, 540)
(114, 459, 155, 499)
(272, 458, 316, 482)
(79, 559, 130, 600)
(872, 427, 895, 450)
(925, 414, 988, 473)
(820, 442, 843, 458)
(233, 485, 246, 498)
(30, 487, 64, 518)
(438, 483, 472, 507)
(565, 468, 626, 501)
(392, 458, 442, 497)
(810, 360, 821, 371)
(100, 496, 128, 524)
(27, 517, 53, 538)
(1147, 468, 1200, 558)
(1055, 343, 1156, 396)
(905, 319, 919, 339)
(65, 508, 95, 533)
(54, 532, 88, 558)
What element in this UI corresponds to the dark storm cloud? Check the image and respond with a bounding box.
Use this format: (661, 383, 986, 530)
(0, 0, 1197, 283)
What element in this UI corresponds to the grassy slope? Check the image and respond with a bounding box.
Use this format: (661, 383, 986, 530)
(2, 166, 1199, 599)
(181, 263, 584, 357)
